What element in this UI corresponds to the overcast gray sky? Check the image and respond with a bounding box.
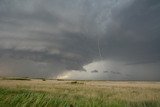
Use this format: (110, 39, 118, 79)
(0, 0, 160, 80)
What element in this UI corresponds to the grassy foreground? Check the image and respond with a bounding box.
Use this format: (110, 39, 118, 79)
(0, 79, 160, 107)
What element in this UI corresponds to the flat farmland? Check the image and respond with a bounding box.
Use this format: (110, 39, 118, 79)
(0, 79, 160, 107)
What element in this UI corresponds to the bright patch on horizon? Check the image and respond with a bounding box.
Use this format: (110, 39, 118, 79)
(83, 60, 112, 72)
(56, 71, 72, 79)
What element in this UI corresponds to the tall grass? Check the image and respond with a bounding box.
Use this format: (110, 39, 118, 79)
(0, 80, 160, 107)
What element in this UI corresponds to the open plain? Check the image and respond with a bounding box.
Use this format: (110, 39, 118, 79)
(0, 79, 160, 107)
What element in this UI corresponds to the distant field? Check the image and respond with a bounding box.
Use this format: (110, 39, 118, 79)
(0, 79, 160, 107)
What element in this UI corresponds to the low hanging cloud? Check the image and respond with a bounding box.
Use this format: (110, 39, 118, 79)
(91, 70, 99, 73)
(110, 71, 121, 75)
(103, 71, 109, 73)
(0, 0, 160, 80)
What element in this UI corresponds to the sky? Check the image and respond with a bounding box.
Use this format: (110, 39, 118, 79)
(0, 0, 160, 80)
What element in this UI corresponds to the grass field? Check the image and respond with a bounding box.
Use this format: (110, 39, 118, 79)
(0, 79, 160, 107)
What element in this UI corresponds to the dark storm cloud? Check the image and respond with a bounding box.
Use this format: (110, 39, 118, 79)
(100, 0, 160, 63)
(0, 0, 160, 80)
(126, 60, 160, 65)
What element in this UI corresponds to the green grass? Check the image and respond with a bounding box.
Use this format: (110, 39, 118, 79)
(1, 88, 158, 107)
(0, 88, 108, 107)
(0, 80, 160, 107)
